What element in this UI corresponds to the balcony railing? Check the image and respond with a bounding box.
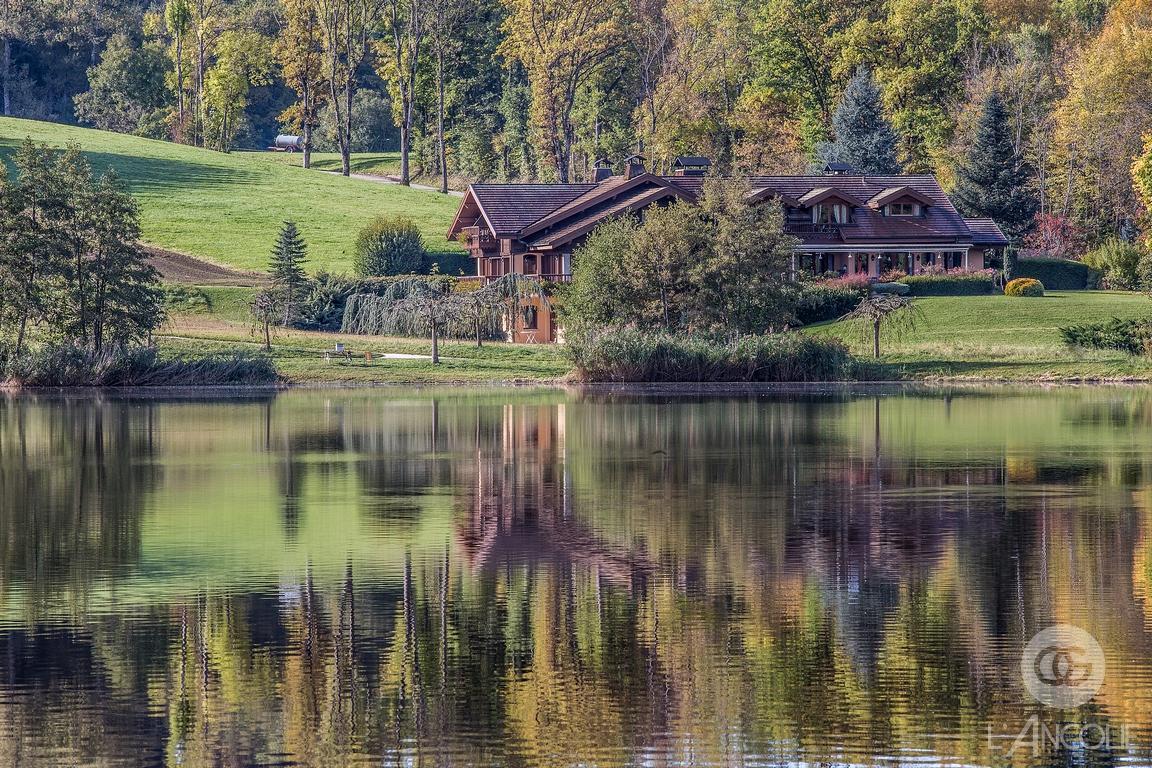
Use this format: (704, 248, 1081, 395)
(471, 273, 572, 284)
(785, 222, 844, 234)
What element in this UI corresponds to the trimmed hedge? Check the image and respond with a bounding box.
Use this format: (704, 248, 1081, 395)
(1060, 318, 1152, 356)
(794, 280, 868, 325)
(1016, 258, 1100, 290)
(901, 270, 998, 296)
(1005, 277, 1045, 297)
(565, 327, 857, 382)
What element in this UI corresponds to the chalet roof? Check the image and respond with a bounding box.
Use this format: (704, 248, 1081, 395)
(467, 183, 597, 236)
(527, 184, 688, 249)
(867, 185, 935, 208)
(798, 187, 867, 207)
(450, 173, 1007, 250)
(964, 217, 1010, 247)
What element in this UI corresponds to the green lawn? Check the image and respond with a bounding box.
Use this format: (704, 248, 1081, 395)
(0, 118, 461, 272)
(251, 150, 401, 177)
(810, 290, 1152, 380)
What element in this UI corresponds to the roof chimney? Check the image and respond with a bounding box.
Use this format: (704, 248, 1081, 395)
(624, 154, 647, 180)
(673, 156, 712, 177)
(593, 157, 614, 183)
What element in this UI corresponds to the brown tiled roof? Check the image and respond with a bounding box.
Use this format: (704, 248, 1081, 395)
(867, 185, 935, 208)
(526, 185, 687, 249)
(964, 218, 1010, 247)
(469, 183, 597, 236)
(453, 174, 1007, 251)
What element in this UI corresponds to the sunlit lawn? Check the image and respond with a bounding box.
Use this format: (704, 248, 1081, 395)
(810, 291, 1152, 380)
(252, 150, 401, 177)
(0, 118, 462, 273)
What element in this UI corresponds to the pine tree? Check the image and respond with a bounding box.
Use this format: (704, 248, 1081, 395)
(269, 220, 309, 324)
(951, 92, 1037, 243)
(817, 68, 901, 175)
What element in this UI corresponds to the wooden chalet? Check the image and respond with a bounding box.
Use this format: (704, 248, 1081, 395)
(447, 158, 1009, 343)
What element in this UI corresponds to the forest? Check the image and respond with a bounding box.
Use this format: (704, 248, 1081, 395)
(2, 0, 1152, 249)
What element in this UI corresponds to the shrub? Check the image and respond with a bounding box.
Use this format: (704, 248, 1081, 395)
(353, 215, 425, 277)
(872, 282, 910, 295)
(1060, 318, 1152, 356)
(1015, 258, 1100, 290)
(294, 272, 418, 331)
(565, 327, 856, 382)
(164, 285, 211, 313)
(2, 344, 277, 387)
(793, 280, 869, 325)
(1082, 239, 1143, 290)
(901, 269, 998, 296)
(879, 269, 908, 282)
(1005, 277, 1045, 297)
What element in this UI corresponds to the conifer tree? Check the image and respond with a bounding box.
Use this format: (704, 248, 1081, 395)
(951, 91, 1037, 243)
(817, 68, 901, 175)
(269, 220, 309, 324)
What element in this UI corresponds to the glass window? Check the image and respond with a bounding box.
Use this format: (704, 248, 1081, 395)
(888, 202, 917, 216)
(522, 306, 538, 330)
(524, 254, 538, 274)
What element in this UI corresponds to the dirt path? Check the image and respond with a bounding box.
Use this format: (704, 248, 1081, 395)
(145, 246, 268, 286)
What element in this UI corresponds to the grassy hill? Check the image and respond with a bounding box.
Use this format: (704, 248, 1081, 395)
(810, 291, 1152, 379)
(0, 118, 463, 273)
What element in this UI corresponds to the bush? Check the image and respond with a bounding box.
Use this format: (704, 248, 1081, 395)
(353, 215, 425, 277)
(294, 272, 417, 331)
(565, 327, 856, 382)
(1082, 239, 1144, 290)
(1060, 318, 1152, 356)
(872, 282, 910, 295)
(1005, 277, 1045, 297)
(164, 285, 211, 314)
(793, 279, 869, 325)
(901, 270, 998, 296)
(1015, 258, 1100, 290)
(1, 344, 277, 387)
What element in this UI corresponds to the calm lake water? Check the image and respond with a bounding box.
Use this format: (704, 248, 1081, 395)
(4, 386, 1152, 767)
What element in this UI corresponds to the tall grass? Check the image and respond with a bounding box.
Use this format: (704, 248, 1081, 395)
(566, 327, 857, 382)
(2, 344, 278, 387)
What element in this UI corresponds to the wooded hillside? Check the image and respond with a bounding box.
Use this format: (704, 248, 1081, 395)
(4, 0, 1152, 247)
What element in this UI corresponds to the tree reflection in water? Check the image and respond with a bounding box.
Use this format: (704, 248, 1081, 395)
(1, 388, 1152, 767)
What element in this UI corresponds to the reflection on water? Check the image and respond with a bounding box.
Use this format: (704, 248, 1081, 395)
(4, 387, 1152, 766)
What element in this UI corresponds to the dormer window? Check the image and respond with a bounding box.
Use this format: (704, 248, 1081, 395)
(813, 202, 851, 225)
(886, 202, 919, 216)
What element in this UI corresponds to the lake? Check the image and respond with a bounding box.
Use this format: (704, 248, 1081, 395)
(3, 386, 1152, 767)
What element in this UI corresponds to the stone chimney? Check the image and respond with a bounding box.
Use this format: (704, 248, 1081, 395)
(593, 157, 614, 182)
(624, 154, 647, 180)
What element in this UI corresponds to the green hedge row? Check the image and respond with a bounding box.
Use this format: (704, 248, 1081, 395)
(793, 281, 868, 325)
(901, 271, 998, 296)
(566, 327, 857, 382)
(1060, 318, 1152, 355)
(1016, 258, 1101, 290)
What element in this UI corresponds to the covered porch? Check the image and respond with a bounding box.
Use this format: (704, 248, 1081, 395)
(792, 248, 986, 279)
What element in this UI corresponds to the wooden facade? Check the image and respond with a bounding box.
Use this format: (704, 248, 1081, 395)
(448, 163, 1009, 343)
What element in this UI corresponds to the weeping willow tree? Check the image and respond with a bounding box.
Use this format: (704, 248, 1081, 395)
(485, 274, 551, 340)
(841, 293, 924, 359)
(341, 277, 508, 361)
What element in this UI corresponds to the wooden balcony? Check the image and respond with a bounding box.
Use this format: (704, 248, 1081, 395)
(472, 273, 572, 284)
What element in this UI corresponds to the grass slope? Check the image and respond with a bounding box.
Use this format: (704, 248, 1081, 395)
(811, 291, 1152, 380)
(253, 150, 401, 177)
(0, 118, 462, 273)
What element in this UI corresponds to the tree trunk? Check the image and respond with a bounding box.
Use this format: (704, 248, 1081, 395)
(264, 320, 272, 350)
(196, 27, 205, 146)
(399, 86, 412, 186)
(873, 320, 881, 359)
(430, 321, 439, 364)
(302, 81, 312, 169)
(436, 50, 447, 194)
(2, 36, 10, 117)
(341, 78, 352, 176)
(475, 316, 482, 348)
(175, 35, 185, 138)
